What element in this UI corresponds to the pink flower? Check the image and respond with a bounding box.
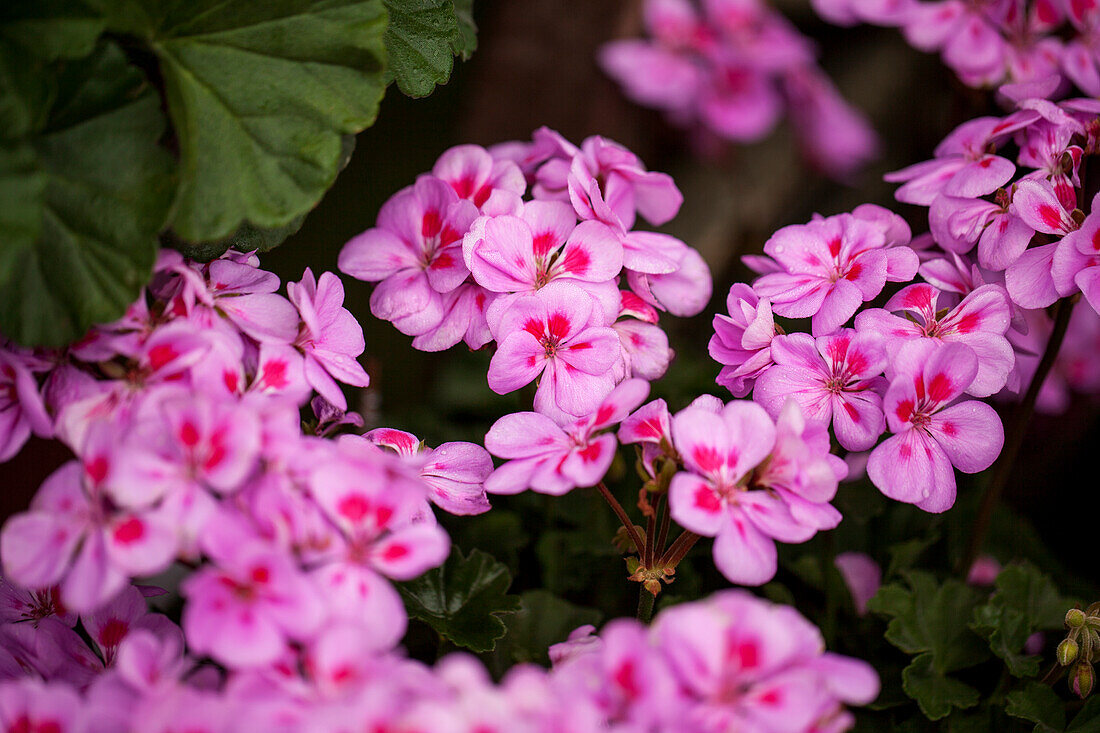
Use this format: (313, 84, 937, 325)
(431, 144, 526, 212)
(410, 283, 495, 352)
(181, 517, 325, 668)
(901, 0, 1008, 86)
(929, 190, 1035, 271)
(339, 176, 479, 336)
(0, 679, 84, 733)
(287, 268, 371, 411)
(486, 281, 622, 422)
(867, 340, 1004, 512)
(710, 284, 778, 397)
(783, 67, 879, 179)
(612, 292, 674, 381)
(366, 428, 493, 516)
(754, 329, 887, 451)
(1, 462, 178, 614)
(484, 379, 650, 495)
(855, 282, 1014, 397)
(1052, 191, 1100, 314)
(81, 585, 180, 667)
(834, 552, 881, 615)
(0, 347, 52, 462)
(752, 213, 893, 336)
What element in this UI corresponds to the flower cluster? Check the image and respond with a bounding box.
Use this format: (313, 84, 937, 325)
(815, 0, 1100, 91)
(0, 586, 877, 733)
(598, 0, 879, 178)
(340, 129, 711, 424)
(0, 251, 496, 669)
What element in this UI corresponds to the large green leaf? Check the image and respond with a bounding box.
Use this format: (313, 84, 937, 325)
(451, 0, 476, 60)
(382, 0, 463, 97)
(901, 654, 980, 721)
(971, 562, 1070, 678)
(97, 0, 388, 244)
(1005, 682, 1066, 733)
(0, 0, 105, 61)
(0, 42, 173, 346)
(397, 547, 521, 653)
(496, 590, 602, 666)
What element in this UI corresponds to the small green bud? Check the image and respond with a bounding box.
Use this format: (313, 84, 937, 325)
(1059, 638, 1080, 666)
(1073, 662, 1095, 699)
(1067, 608, 1087, 628)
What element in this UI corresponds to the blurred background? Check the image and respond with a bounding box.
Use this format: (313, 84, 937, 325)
(6, 0, 1099, 631)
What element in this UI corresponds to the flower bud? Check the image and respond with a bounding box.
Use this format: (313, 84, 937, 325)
(1067, 608, 1087, 628)
(1073, 662, 1095, 699)
(1059, 638, 1080, 666)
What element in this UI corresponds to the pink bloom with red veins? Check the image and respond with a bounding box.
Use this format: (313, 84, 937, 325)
(1017, 120, 1084, 211)
(486, 281, 622, 422)
(929, 189, 1035, 272)
(366, 427, 493, 516)
(710, 283, 778, 397)
(183, 256, 300, 344)
(81, 585, 180, 667)
(484, 379, 650, 495)
(1, 462, 178, 614)
(626, 242, 715, 317)
(855, 282, 1014, 397)
(244, 343, 311, 404)
(668, 400, 795, 586)
(339, 176, 479, 336)
(431, 144, 526, 212)
(618, 397, 674, 477)
(287, 268, 371, 411)
(410, 283, 495, 352)
(181, 518, 325, 668)
(653, 590, 879, 732)
(612, 292, 674, 380)
(0, 577, 73, 626)
(109, 391, 261, 507)
(307, 442, 448, 647)
(834, 552, 881, 616)
(754, 329, 888, 452)
(885, 116, 1023, 206)
(1052, 192, 1100, 314)
(901, 0, 1007, 86)
(463, 201, 623, 297)
(867, 340, 1004, 512)
(0, 679, 84, 733)
(752, 213, 891, 336)
(0, 347, 52, 462)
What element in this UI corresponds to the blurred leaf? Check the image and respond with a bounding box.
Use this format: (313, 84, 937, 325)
(0, 0, 105, 61)
(1067, 695, 1100, 732)
(97, 0, 387, 245)
(451, 0, 476, 60)
(887, 532, 940, 579)
(398, 547, 521, 653)
(0, 42, 172, 346)
(902, 653, 980, 721)
(448, 509, 528, 576)
(1005, 682, 1066, 732)
(382, 0, 465, 97)
(496, 590, 601, 666)
(971, 562, 1070, 678)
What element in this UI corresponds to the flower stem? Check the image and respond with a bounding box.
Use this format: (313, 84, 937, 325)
(637, 584, 655, 623)
(644, 493, 661, 567)
(959, 296, 1076, 575)
(596, 481, 645, 557)
(656, 497, 671, 562)
(657, 529, 701, 568)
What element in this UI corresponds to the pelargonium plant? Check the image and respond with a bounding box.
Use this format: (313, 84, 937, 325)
(2, 0, 1100, 731)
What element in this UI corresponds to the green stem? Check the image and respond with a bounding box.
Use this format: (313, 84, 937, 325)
(656, 496, 671, 563)
(637, 585, 655, 623)
(596, 481, 644, 557)
(657, 530, 701, 568)
(959, 296, 1076, 575)
(644, 493, 661, 568)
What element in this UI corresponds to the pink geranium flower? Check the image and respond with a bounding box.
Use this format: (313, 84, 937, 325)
(339, 176, 479, 336)
(486, 281, 621, 422)
(0, 347, 52, 462)
(753, 329, 887, 451)
(752, 213, 893, 336)
(431, 144, 526, 212)
(1052, 191, 1100, 314)
(710, 284, 778, 397)
(484, 379, 650, 495)
(287, 268, 371, 411)
(854, 282, 1014, 397)
(867, 340, 1004, 512)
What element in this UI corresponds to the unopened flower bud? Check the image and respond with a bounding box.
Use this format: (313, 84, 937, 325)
(1067, 608, 1086, 628)
(1059, 638, 1080, 666)
(1073, 662, 1095, 698)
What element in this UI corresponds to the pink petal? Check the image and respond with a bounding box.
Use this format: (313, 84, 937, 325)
(1005, 242, 1060, 308)
(371, 524, 450, 581)
(867, 429, 956, 511)
(926, 401, 1003, 473)
(669, 473, 726, 537)
(486, 331, 546, 394)
(712, 512, 778, 586)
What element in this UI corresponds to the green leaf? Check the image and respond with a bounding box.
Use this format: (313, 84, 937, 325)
(451, 0, 476, 60)
(868, 571, 991, 674)
(0, 0, 105, 61)
(1067, 694, 1100, 732)
(902, 653, 981, 721)
(382, 0, 461, 97)
(99, 0, 387, 244)
(0, 42, 173, 346)
(397, 547, 521, 653)
(886, 532, 940, 579)
(1005, 682, 1066, 733)
(496, 590, 602, 666)
(971, 562, 1070, 678)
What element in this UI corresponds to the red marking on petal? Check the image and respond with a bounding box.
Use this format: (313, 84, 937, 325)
(560, 246, 591, 275)
(568, 341, 591, 351)
(941, 421, 957, 436)
(473, 184, 492, 208)
(381, 544, 409, 562)
(250, 566, 270, 585)
(979, 157, 993, 169)
(846, 262, 862, 281)
(843, 401, 860, 423)
(421, 210, 442, 239)
(532, 232, 556, 258)
(547, 312, 571, 341)
(828, 237, 842, 257)
(440, 226, 462, 247)
(337, 494, 370, 522)
(759, 689, 781, 706)
(826, 337, 850, 363)
(85, 456, 109, 484)
(146, 344, 178, 371)
(928, 373, 953, 403)
(578, 442, 603, 463)
(694, 484, 721, 513)
(1092, 228, 1100, 252)
(452, 176, 475, 199)
(595, 403, 615, 425)
(113, 517, 145, 545)
(895, 399, 914, 424)
(953, 312, 980, 333)
(430, 252, 454, 270)
(261, 360, 288, 389)
(375, 506, 393, 527)
(179, 422, 200, 447)
(731, 640, 759, 669)
(98, 618, 128, 650)
(523, 318, 543, 338)
(899, 440, 912, 459)
(224, 370, 240, 393)
(203, 444, 226, 472)
(1038, 204, 1064, 230)
(691, 445, 722, 473)
(613, 660, 641, 699)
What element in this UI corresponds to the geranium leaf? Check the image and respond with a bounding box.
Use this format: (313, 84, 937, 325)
(382, 0, 464, 97)
(1005, 682, 1066, 732)
(397, 547, 521, 653)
